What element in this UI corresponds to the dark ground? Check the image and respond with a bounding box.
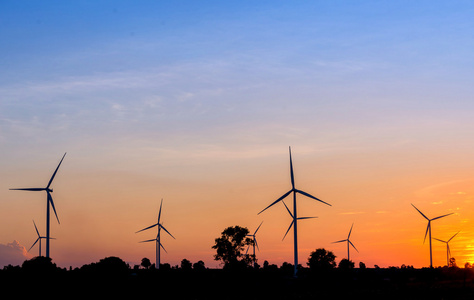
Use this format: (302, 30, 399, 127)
(2, 266, 474, 299)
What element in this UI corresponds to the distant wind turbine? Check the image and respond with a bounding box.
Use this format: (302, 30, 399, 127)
(258, 147, 331, 277)
(332, 223, 358, 261)
(246, 221, 263, 269)
(136, 199, 175, 269)
(28, 220, 55, 257)
(434, 231, 460, 267)
(10, 153, 66, 258)
(412, 203, 453, 268)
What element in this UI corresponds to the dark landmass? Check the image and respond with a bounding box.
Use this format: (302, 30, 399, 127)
(2, 257, 474, 299)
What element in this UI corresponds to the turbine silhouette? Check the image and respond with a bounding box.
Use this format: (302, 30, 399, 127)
(28, 220, 55, 256)
(332, 223, 358, 261)
(258, 146, 331, 277)
(10, 153, 66, 258)
(434, 231, 460, 267)
(246, 221, 263, 269)
(136, 199, 175, 269)
(412, 203, 453, 268)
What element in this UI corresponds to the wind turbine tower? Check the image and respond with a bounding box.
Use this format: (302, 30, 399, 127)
(10, 153, 66, 258)
(332, 223, 358, 261)
(246, 221, 263, 269)
(136, 199, 175, 269)
(434, 231, 460, 267)
(258, 147, 331, 277)
(28, 220, 54, 256)
(412, 203, 453, 268)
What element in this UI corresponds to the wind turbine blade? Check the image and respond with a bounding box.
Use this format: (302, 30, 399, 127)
(33, 220, 40, 237)
(28, 238, 40, 252)
(431, 213, 454, 221)
(447, 244, 451, 258)
(411, 203, 429, 220)
(349, 240, 359, 253)
(255, 238, 259, 251)
(254, 221, 263, 235)
(289, 146, 295, 189)
(258, 190, 292, 215)
(448, 231, 460, 242)
(295, 189, 331, 206)
(10, 188, 45, 191)
(159, 224, 176, 239)
(47, 192, 60, 224)
(297, 217, 318, 220)
(423, 223, 430, 244)
(245, 245, 250, 255)
(282, 200, 294, 218)
(46, 153, 66, 189)
(433, 238, 446, 243)
(282, 220, 294, 241)
(348, 223, 354, 238)
(160, 243, 167, 253)
(332, 239, 347, 244)
(157, 199, 163, 223)
(135, 223, 158, 233)
(139, 239, 157, 243)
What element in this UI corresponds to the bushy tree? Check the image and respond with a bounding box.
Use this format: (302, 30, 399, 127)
(141, 257, 151, 269)
(193, 260, 206, 271)
(212, 225, 254, 270)
(338, 258, 355, 269)
(181, 259, 192, 270)
(307, 248, 336, 271)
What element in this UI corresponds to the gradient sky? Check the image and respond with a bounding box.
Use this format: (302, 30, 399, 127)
(1, 1, 474, 269)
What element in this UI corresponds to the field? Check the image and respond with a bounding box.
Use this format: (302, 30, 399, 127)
(2, 261, 474, 299)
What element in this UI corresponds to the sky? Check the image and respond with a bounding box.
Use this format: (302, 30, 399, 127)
(1, 0, 474, 269)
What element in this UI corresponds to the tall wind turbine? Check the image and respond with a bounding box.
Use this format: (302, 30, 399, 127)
(258, 147, 331, 277)
(136, 199, 175, 269)
(10, 153, 66, 258)
(434, 231, 460, 267)
(332, 223, 358, 261)
(246, 221, 263, 268)
(412, 203, 453, 268)
(28, 220, 54, 257)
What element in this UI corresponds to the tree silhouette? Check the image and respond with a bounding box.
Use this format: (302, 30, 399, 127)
(141, 257, 151, 269)
(212, 225, 254, 270)
(22, 256, 58, 273)
(307, 248, 336, 272)
(181, 259, 192, 270)
(193, 260, 206, 271)
(338, 258, 355, 270)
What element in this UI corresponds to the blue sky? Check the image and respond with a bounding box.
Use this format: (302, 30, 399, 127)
(1, 1, 474, 268)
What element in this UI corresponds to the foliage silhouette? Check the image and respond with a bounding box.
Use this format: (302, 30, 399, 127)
(181, 258, 192, 270)
(21, 256, 58, 273)
(307, 248, 336, 272)
(212, 225, 254, 270)
(193, 260, 206, 271)
(141, 257, 151, 269)
(338, 258, 355, 269)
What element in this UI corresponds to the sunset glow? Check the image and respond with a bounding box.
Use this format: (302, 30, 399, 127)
(1, 1, 474, 270)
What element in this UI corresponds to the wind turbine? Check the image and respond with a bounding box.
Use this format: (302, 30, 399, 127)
(246, 221, 263, 268)
(281, 200, 317, 241)
(434, 231, 460, 267)
(332, 223, 358, 261)
(10, 153, 66, 258)
(258, 146, 331, 277)
(28, 220, 54, 256)
(136, 199, 175, 269)
(411, 203, 453, 268)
